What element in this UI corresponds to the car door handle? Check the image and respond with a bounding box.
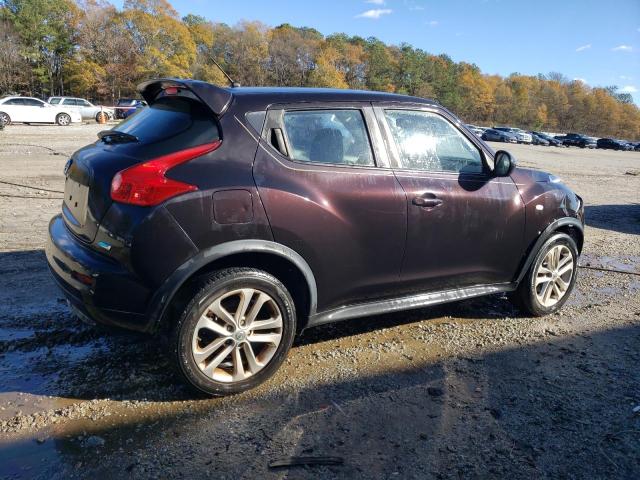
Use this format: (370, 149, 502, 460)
(412, 195, 443, 208)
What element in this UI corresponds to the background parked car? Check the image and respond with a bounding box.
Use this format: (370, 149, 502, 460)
(114, 98, 147, 119)
(555, 133, 596, 148)
(530, 133, 550, 146)
(465, 124, 484, 137)
(0, 96, 82, 125)
(481, 128, 517, 143)
(48, 97, 114, 122)
(493, 127, 532, 144)
(596, 138, 626, 150)
(530, 131, 564, 147)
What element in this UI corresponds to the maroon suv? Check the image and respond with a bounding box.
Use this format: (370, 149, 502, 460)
(47, 79, 584, 395)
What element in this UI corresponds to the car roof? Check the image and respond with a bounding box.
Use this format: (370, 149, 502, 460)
(226, 86, 438, 106)
(1, 96, 42, 101)
(139, 79, 439, 116)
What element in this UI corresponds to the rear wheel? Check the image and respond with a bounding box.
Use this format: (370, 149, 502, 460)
(172, 268, 296, 396)
(56, 113, 71, 126)
(511, 233, 578, 316)
(0, 112, 10, 125)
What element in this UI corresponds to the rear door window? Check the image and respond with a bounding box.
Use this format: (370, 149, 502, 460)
(281, 109, 374, 166)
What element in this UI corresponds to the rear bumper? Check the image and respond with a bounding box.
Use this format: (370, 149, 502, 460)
(46, 214, 152, 331)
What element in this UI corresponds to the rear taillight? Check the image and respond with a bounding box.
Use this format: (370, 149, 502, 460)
(110, 140, 221, 206)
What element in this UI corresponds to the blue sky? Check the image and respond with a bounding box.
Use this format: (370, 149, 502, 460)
(117, 0, 640, 103)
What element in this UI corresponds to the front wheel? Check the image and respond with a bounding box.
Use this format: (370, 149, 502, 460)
(56, 113, 71, 126)
(0, 112, 11, 125)
(511, 233, 579, 316)
(172, 268, 296, 396)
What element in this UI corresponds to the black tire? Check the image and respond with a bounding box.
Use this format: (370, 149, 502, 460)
(172, 268, 296, 396)
(56, 113, 71, 126)
(95, 112, 109, 123)
(0, 112, 10, 125)
(510, 233, 579, 317)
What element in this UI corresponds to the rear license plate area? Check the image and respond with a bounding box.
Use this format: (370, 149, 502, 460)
(64, 178, 89, 227)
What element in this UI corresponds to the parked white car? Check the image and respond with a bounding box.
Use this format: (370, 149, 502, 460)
(47, 97, 114, 122)
(0, 96, 82, 126)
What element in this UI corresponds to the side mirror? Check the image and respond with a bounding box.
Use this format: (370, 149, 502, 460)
(494, 150, 516, 177)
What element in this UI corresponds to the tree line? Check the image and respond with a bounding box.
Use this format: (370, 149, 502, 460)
(1, 0, 639, 139)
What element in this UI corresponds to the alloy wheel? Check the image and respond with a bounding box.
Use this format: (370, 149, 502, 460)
(191, 288, 283, 383)
(57, 114, 70, 126)
(534, 245, 574, 308)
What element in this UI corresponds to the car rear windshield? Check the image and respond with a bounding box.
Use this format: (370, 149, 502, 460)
(113, 96, 220, 147)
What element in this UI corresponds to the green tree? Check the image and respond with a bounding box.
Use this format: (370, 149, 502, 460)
(2, 0, 79, 96)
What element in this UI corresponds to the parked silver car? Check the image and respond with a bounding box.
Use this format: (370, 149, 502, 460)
(493, 127, 532, 144)
(47, 97, 114, 122)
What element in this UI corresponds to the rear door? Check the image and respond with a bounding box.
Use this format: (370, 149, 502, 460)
(375, 105, 525, 292)
(253, 104, 407, 311)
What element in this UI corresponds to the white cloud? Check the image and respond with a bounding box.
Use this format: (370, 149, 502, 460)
(619, 85, 638, 93)
(366, 0, 385, 4)
(612, 45, 633, 52)
(355, 8, 392, 19)
(575, 44, 591, 52)
(409, 5, 425, 10)
(426, 20, 439, 27)
(573, 78, 588, 84)
(620, 75, 633, 80)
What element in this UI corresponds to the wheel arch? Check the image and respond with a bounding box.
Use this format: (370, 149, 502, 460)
(515, 217, 583, 285)
(147, 240, 318, 333)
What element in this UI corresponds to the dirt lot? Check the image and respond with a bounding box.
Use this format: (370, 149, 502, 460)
(0, 124, 639, 479)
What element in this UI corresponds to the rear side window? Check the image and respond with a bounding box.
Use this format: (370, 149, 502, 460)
(49, 98, 61, 104)
(113, 97, 220, 147)
(282, 109, 374, 166)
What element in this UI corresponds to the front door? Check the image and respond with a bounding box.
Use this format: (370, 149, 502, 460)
(376, 106, 525, 292)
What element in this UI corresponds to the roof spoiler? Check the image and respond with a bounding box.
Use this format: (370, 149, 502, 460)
(137, 78, 233, 116)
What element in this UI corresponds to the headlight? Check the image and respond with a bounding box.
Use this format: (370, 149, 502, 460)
(549, 174, 563, 184)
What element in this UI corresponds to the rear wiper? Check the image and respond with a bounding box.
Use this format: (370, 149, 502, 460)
(98, 130, 139, 144)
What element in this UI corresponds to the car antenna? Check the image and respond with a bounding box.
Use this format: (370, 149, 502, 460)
(211, 58, 241, 88)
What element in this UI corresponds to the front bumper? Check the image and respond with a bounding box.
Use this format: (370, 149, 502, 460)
(46, 214, 152, 331)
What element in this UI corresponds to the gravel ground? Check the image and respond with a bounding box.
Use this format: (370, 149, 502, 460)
(0, 124, 639, 479)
